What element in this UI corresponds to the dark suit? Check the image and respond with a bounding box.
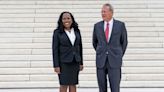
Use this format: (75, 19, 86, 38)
(52, 29, 83, 68)
(92, 19, 128, 92)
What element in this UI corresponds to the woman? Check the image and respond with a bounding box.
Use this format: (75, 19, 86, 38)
(52, 11, 83, 92)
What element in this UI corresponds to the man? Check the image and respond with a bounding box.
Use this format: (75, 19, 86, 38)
(92, 3, 128, 92)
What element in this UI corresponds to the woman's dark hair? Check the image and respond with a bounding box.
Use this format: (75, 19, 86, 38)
(56, 11, 79, 32)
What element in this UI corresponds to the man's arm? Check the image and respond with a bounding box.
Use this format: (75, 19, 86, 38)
(121, 23, 128, 56)
(92, 24, 98, 50)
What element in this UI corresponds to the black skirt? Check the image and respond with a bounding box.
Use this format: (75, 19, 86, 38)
(58, 60, 80, 85)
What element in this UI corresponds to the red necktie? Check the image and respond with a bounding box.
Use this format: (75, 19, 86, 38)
(105, 23, 109, 42)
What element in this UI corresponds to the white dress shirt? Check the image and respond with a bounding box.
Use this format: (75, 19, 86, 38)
(104, 18, 114, 42)
(65, 28, 76, 46)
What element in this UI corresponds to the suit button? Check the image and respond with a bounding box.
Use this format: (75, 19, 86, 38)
(106, 51, 109, 55)
(73, 52, 75, 55)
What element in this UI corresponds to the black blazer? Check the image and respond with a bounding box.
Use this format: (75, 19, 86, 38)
(92, 19, 128, 68)
(52, 28, 83, 68)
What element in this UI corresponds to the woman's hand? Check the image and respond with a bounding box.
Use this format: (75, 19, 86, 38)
(80, 65, 83, 71)
(54, 67, 60, 74)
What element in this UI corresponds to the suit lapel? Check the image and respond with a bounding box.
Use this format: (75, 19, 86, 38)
(108, 19, 116, 44)
(64, 29, 79, 46)
(74, 30, 78, 46)
(64, 31, 73, 46)
(99, 21, 107, 43)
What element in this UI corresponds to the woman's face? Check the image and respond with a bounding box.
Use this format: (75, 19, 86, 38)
(62, 13, 73, 30)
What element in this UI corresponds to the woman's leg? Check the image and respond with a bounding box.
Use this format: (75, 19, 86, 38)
(69, 85, 76, 92)
(60, 85, 68, 92)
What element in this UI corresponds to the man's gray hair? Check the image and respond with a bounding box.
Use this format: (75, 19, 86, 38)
(103, 3, 114, 13)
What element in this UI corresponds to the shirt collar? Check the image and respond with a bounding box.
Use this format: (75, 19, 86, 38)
(104, 18, 114, 25)
(65, 28, 74, 33)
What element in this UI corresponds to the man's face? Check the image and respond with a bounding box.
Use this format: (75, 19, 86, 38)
(101, 5, 113, 22)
